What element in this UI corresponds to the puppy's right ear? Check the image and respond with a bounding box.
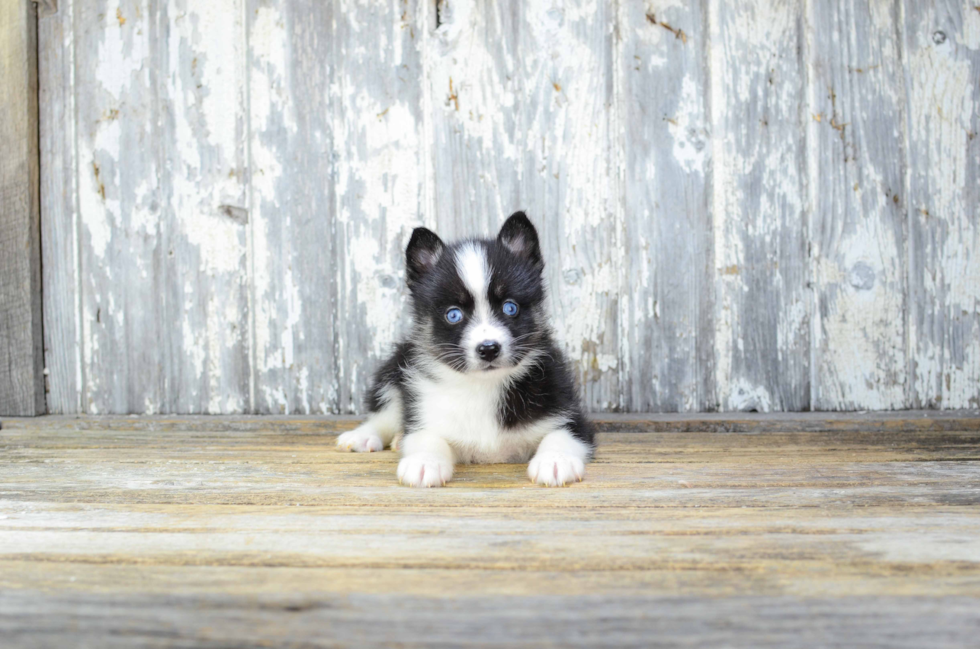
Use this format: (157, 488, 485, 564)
(405, 227, 445, 288)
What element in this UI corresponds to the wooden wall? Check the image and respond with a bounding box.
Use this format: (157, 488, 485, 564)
(36, 0, 980, 415)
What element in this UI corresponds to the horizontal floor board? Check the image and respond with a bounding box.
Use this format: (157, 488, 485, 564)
(2, 591, 979, 649)
(4, 410, 980, 433)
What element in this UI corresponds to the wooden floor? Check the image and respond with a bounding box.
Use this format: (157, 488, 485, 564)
(2, 413, 980, 648)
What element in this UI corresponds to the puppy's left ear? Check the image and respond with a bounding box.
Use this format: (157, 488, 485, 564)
(405, 227, 445, 289)
(497, 211, 543, 271)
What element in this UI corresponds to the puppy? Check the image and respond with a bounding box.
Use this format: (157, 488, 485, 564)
(337, 212, 595, 487)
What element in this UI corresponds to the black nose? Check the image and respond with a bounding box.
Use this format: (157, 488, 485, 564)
(477, 340, 501, 361)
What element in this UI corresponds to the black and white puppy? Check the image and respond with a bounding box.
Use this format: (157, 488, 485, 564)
(337, 212, 595, 487)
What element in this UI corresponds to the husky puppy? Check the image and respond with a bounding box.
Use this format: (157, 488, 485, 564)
(337, 212, 595, 487)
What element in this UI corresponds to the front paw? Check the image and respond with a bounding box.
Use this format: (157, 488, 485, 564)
(397, 453, 454, 487)
(336, 426, 384, 453)
(528, 451, 585, 487)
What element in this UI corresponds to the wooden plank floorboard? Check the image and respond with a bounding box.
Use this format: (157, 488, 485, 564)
(5, 410, 980, 433)
(1, 415, 979, 647)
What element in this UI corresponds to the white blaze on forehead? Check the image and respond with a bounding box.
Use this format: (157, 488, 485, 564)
(455, 243, 490, 311)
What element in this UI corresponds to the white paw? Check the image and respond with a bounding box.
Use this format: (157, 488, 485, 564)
(528, 451, 585, 487)
(397, 453, 454, 488)
(336, 426, 384, 453)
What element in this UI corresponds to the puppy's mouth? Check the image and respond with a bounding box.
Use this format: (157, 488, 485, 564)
(476, 360, 510, 372)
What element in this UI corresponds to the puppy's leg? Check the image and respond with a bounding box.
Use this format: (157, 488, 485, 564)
(397, 433, 455, 488)
(337, 386, 402, 453)
(528, 428, 592, 487)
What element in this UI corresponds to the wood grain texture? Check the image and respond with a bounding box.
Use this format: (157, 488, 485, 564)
(70, 0, 160, 414)
(618, 0, 713, 412)
(158, 0, 252, 415)
(246, 0, 340, 415)
(3, 591, 978, 649)
(1, 415, 979, 646)
(807, 0, 909, 410)
(38, 0, 81, 414)
(49, 0, 251, 415)
(903, 0, 980, 410)
(423, 0, 521, 240)
(709, 0, 809, 412)
(35, 0, 980, 414)
(0, 0, 44, 416)
(5, 409, 980, 433)
(247, 0, 424, 415)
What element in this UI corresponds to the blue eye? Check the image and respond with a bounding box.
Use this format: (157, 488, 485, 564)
(445, 307, 463, 324)
(502, 300, 519, 317)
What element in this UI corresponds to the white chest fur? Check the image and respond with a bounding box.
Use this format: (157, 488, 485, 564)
(408, 366, 559, 464)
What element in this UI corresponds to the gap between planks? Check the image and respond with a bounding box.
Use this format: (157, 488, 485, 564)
(2, 410, 979, 433)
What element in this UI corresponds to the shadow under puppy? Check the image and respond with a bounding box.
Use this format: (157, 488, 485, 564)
(337, 212, 595, 487)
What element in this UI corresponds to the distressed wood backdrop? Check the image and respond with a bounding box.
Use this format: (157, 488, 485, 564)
(37, 0, 979, 415)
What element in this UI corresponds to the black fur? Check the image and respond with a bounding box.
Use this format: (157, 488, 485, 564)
(366, 212, 594, 449)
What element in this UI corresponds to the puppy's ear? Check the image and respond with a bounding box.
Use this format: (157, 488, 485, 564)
(497, 211, 543, 270)
(406, 227, 445, 287)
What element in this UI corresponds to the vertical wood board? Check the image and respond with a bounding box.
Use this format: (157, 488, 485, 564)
(246, 0, 340, 414)
(423, 0, 522, 239)
(903, 0, 980, 410)
(807, 0, 909, 410)
(708, 0, 810, 411)
(0, 0, 45, 416)
(38, 0, 81, 414)
(618, 0, 713, 412)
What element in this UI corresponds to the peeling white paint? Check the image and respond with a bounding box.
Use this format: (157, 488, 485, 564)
(42, 0, 980, 415)
(906, 3, 980, 408)
(249, 2, 297, 412)
(709, 0, 808, 410)
(806, 1, 909, 411)
(668, 75, 707, 174)
(727, 378, 773, 413)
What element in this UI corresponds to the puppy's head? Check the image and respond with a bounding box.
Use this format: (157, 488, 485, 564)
(406, 211, 546, 374)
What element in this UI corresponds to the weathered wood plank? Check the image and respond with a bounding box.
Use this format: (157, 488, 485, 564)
(0, 0, 44, 416)
(4, 561, 980, 599)
(422, 0, 521, 239)
(708, 0, 810, 411)
(3, 501, 980, 567)
(903, 0, 980, 410)
(3, 411, 979, 433)
(63, 0, 250, 414)
(246, 0, 339, 414)
(3, 591, 978, 649)
(70, 0, 161, 414)
(618, 0, 713, 412)
(38, 0, 81, 414)
(159, 0, 252, 414)
(807, 0, 910, 410)
(247, 0, 424, 414)
(3, 426, 980, 506)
